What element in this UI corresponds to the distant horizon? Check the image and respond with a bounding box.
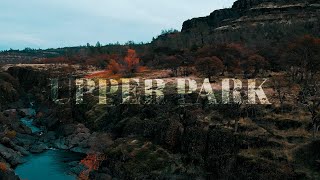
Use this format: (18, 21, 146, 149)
(0, 41, 149, 52)
(0, 0, 235, 51)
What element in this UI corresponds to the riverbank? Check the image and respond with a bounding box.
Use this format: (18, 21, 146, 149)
(15, 108, 88, 179)
(0, 67, 111, 179)
(0, 106, 92, 179)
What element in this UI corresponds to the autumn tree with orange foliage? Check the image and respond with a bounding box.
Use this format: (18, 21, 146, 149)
(123, 49, 140, 76)
(79, 154, 106, 180)
(107, 59, 121, 75)
(0, 162, 7, 172)
(81, 154, 106, 171)
(85, 49, 145, 78)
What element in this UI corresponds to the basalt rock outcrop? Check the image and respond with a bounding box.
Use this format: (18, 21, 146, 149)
(0, 67, 51, 111)
(153, 0, 320, 48)
(0, 72, 22, 111)
(0, 110, 34, 180)
(7, 67, 49, 93)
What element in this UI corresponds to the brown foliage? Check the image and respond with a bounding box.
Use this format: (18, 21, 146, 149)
(79, 153, 106, 180)
(0, 162, 7, 172)
(244, 54, 268, 77)
(85, 54, 110, 68)
(162, 55, 183, 76)
(283, 35, 320, 82)
(39, 57, 69, 64)
(81, 154, 105, 171)
(195, 56, 224, 78)
(5, 130, 16, 139)
(107, 59, 121, 75)
(85, 49, 145, 78)
(123, 49, 140, 75)
(196, 44, 249, 75)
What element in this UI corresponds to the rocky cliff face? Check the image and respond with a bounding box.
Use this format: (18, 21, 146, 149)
(182, 0, 320, 32)
(153, 0, 320, 48)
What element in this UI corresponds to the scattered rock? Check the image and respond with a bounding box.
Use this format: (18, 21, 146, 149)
(0, 144, 25, 167)
(13, 134, 37, 148)
(1, 137, 29, 156)
(53, 138, 69, 150)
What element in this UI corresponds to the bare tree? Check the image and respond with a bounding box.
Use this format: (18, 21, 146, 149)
(271, 75, 290, 113)
(299, 81, 320, 139)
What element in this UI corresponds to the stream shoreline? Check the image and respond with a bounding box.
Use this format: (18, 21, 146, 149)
(1, 106, 90, 180)
(16, 107, 88, 179)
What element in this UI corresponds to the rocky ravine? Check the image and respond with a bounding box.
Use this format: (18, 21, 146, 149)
(0, 67, 105, 179)
(0, 108, 98, 179)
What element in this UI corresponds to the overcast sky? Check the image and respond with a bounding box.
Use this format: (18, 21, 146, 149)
(0, 0, 235, 50)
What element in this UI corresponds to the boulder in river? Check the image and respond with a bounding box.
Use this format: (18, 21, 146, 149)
(30, 143, 48, 153)
(53, 138, 69, 150)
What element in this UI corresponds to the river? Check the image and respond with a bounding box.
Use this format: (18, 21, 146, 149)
(15, 150, 82, 180)
(14, 108, 83, 180)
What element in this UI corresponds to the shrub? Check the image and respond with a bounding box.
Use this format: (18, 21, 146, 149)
(123, 49, 140, 75)
(5, 130, 16, 139)
(107, 59, 121, 75)
(0, 162, 7, 172)
(244, 54, 268, 77)
(195, 56, 224, 78)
